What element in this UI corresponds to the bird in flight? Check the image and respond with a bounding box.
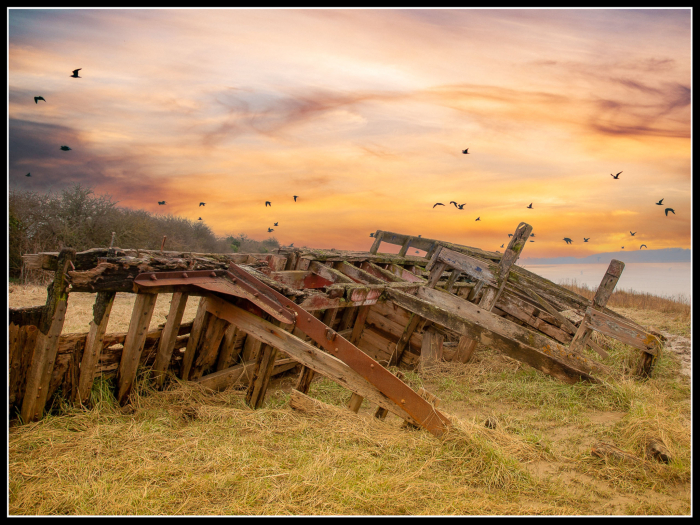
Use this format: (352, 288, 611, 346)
(621, 247, 624, 249)
(290, 243, 294, 247)
(583, 237, 590, 242)
(34, 96, 46, 104)
(530, 233, 535, 237)
(500, 244, 504, 248)
(457, 203, 466, 210)
(508, 233, 513, 238)
(640, 244, 647, 249)
(71, 68, 81, 78)
(158, 201, 166, 205)
(449, 201, 458, 208)
(665, 208, 675, 216)
(655, 198, 664, 206)
(60, 146, 71, 151)
(530, 240, 534, 242)
(462, 148, 469, 154)
(268, 227, 274, 232)
(475, 217, 481, 221)
(199, 202, 205, 207)
(610, 171, 622, 179)
(198, 217, 202, 221)
(25, 172, 31, 177)
(563, 238, 573, 244)
(415, 250, 420, 254)
(630, 231, 636, 236)
(370, 233, 374, 237)
(433, 203, 445, 208)
(527, 203, 533, 209)
(274, 222, 278, 226)
(293, 195, 298, 202)
(265, 201, 271, 207)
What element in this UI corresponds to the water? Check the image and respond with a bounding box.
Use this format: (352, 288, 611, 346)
(519, 262, 691, 302)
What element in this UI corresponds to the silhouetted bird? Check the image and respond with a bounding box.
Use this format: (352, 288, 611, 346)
(34, 96, 45, 104)
(640, 244, 647, 249)
(370, 233, 374, 237)
(462, 148, 469, 154)
(274, 222, 278, 226)
(290, 243, 294, 247)
(563, 238, 573, 244)
(199, 202, 205, 206)
(71, 68, 81, 78)
(630, 231, 636, 236)
(621, 247, 624, 249)
(530, 233, 535, 237)
(655, 198, 664, 205)
(530, 240, 534, 242)
(610, 171, 622, 179)
(583, 237, 590, 242)
(433, 203, 445, 208)
(527, 203, 533, 209)
(508, 234, 513, 237)
(457, 203, 466, 210)
(25, 172, 30, 177)
(475, 217, 480, 221)
(449, 201, 458, 208)
(198, 217, 202, 221)
(60, 146, 71, 151)
(418, 235, 421, 238)
(500, 244, 504, 248)
(415, 250, 420, 254)
(268, 227, 274, 232)
(665, 208, 675, 216)
(265, 201, 271, 207)
(158, 201, 166, 205)
(294, 195, 298, 202)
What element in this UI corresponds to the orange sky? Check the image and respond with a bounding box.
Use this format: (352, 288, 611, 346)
(8, 8, 691, 257)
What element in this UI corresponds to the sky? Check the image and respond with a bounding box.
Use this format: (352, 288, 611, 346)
(8, 8, 691, 258)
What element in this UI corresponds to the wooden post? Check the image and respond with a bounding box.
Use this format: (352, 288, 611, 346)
(151, 292, 189, 389)
(445, 270, 462, 293)
(180, 297, 208, 380)
(216, 325, 243, 371)
(369, 231, 384, 254)
(76, 291, 116, 403)
(569, 260, 625, 353)
(245, 343, 279, 409)
(21, 248, 75, 423)
(189, 315, 229, 380)
(346, 305, 371, 412)
(115, 293, 158, 405)
(420, 328, 444, 370)
(453, 222, 532, 363)
(398, 237, 412, 257)
(295, 307, 339, 394)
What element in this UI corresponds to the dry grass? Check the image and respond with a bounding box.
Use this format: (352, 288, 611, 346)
(8, 284, 691, 515)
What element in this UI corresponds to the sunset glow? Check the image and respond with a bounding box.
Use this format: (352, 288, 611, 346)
(8, 8, 691, 257)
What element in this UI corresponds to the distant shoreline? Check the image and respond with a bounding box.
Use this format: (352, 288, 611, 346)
(520, 248, 690, 265)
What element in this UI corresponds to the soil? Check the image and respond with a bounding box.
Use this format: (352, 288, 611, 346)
(660, 330, 691, 378)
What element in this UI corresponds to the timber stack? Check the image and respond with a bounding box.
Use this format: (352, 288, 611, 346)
(10, 223, 663, 436)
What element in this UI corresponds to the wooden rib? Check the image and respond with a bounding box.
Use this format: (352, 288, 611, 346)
(216, 324, 243, 371)
(21, 248, 75, 422)
(76, 291, 116, 403)
(180, 297, 208, 380)
(295, 307, 339, 394)
(151, 292, 189, 388)
(369, 231, 384, 254)
(115, 293, 158, 405)
(189, 315, 229, 380)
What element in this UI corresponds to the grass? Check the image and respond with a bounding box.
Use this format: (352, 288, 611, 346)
(8, 283, 691, 515)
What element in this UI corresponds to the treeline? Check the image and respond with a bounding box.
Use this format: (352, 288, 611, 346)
(9, 185, 283, 279)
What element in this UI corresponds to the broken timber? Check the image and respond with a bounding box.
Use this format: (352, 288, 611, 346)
(11, 223, 663, 430)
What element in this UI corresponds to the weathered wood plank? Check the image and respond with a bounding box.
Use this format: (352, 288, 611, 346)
(151, 292, 189, 388)
(245, 342, 279, 409)
(21, 248, 76, 423)
(308, 261, 355, 284)
(584, 308, 662, 355)
(189, 315, 230, 380)
(435, 248, 497, 286)
(180, 297, 209, 380)
(387, 288, 605, 384)
(360, 261, 405, 283)
(445, 270, 462, 293)
(335, 261, 386, 285)
(385, 263, 426, 283)
(216, 324, 243, 371)
(369, 231, 384, 254)
(9, 306, 45, 328)
(76, 291, 116, 403)
(420, 328, 444, 369)
(522, 287, 579, 336)
(115, 293, 158, 405)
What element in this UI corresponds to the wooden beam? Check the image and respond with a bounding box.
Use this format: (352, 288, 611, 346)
(444, 270, 462, 293)
(180, 297, 209, 380)
(360, 261, 405, 283)
(369, 231, 384, 254)
(308, 261, 355, 284)
(245, 342, 279, 409)
(189, 315, 229, 380)
(295, 307, 339, 394)
(334, 261, 386, 284)
(76, 291, 116, 403)
(397, 237, 412, 257)
(570, 260, 625, 353)
(420, 328, 444, 369)
(151, 292, 189, 388)
(215, 325, 244, 371)
(115, 293, 158, 405)
(583, 307, 662, 356)
(21, 248, 76, 423)
(387, 288, 605, 384)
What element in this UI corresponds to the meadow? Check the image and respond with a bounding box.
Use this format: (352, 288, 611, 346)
(8, 283, 691, 515)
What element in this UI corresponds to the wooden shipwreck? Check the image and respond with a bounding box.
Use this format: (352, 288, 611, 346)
(10, 222, 663, 436)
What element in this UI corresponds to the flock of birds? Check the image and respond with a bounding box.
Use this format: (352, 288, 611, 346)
(25, 80, 679, 253)
(428, 151, 677, 253)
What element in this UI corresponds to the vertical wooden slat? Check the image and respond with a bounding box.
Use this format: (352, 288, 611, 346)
(452, 222, 532, 363)
(445, 270, 462, 293)
(398, 237, 412, 257)
(426, 261, 447, 288)
(115, 293, 158, 405)
(151, 292, 189, 388)
(216, 324, 242, 371)
(76, 291, 116, 403)
(346, 305, 372, 412)
(21, 248, 75, 423)
(295, 307, 339, 394)
(569, 260, 625, 353)
(189, 315, 229, 380)
(241, 334, 263, 362)
(369, 231, 384, 254)
(180, 297, 209, 380)
(245, 343, 279, 409)
(420, 328, 444, 369)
